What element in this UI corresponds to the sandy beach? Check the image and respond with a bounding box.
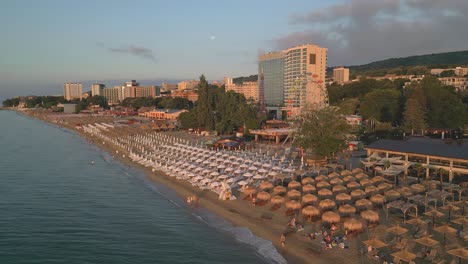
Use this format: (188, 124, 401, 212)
(19, 110, 466, 264)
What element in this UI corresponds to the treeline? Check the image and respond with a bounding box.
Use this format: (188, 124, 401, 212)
(121, 97, 193, 110)
(328, 76, 468, 129)
(233, 74, 258, 84)
(179, 75, 265, 134)
(2, 96, 67, 108)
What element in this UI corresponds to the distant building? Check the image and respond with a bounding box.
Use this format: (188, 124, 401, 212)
(224, 77, 233, 86)
(170, 90, 199, 102)
(439, 77, 468, 92)
(333, 67, 350, 84)
(63, 83, 83, 101)
(431, 67, 468, 76)
(91, 83, 105, 96)
(258, 51, 285, 106)
(140, 109, 188, 120)
(344, 115, 363, 126)
(161, 82, 177, 92)
(102, 87, 120, 105)
(62, 103, 78, 114)
(177, 80, 199, 91)
(225, 81, 259, 101)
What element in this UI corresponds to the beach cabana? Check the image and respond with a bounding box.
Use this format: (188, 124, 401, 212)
(321, 211, 340, 223)
(386, 200, 418, 223)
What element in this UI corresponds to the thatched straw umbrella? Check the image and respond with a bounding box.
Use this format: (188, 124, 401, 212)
(316, 181, 331, 189)
(344, 218, 363, 232)
(318, 188, 333, 198)
(319, 199, 336, 211)
(361, 210, 379, 224)
(350, 189, 366, 200)
(360, 179, 372, 187)
(332, 185, 347, 194)
(302, 184, 316, 194)
(322, 211, 340, 223)
(340, 170, 352, 176)
(302, 193, 318, 205)
(287, 190, 301, 200)
(273, 186, 286, 195)
(355, 173, 368, 181)
(355, 199, 372, 210)
(343, 175, 356, 183)
(336, 193, 352, 203)
(257, 191, 271, 201)
(302, 177, 315, 185)
(339, 204, 357, 215)
(259, 181, 274, 191)
(365, 186, 379, 196)
(410, 183, 425, 193)
(371, 176, 385, 184)
(285, 200, 301, 210)
(330, 178, 344, 186)
(328, 172, 340, 179)
(288, 180, 301, 190)
(316, 175, 329, 182)
(244, 187, 257, 196)
(347, 181, 361, 190)
(352, 168, 363, 174)
(377, 183, 393, 192)
(370, 194, 386, 205)
(302, 205, 320, 219)
(384, 190, 401, 201)
(271, 195, 285, 205)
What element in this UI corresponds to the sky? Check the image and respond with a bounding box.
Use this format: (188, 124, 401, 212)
(1, 0, 468, 98)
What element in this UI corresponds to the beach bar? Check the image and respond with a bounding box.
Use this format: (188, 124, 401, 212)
(249, 128, 294, 144)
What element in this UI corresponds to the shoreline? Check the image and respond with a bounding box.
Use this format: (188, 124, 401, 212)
(16, 110, 367, 264)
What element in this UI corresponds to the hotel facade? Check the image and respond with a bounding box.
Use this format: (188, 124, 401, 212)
(64, 83, 83, 101)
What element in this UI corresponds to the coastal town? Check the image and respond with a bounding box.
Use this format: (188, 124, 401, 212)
(3, 43, 468, 264)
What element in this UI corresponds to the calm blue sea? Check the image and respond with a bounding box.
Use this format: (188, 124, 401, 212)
(0, 111, 284, 264)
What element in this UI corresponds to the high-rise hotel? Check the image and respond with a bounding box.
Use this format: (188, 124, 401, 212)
(258, 44, 328, 116)
(63, 83, 83, 101)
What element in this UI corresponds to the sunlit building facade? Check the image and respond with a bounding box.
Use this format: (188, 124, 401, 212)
(258, 51, 285, 106)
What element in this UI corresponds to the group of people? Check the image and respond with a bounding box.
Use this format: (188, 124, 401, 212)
(186, 195, 199, 208)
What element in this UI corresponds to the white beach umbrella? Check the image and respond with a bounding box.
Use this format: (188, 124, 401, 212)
(217, 164, 226, 169)
(210, 171, 220, 177)
(248, 166, 258, 171)
(234, 169, 243, 174)
(238, 180, 248, 186)
(244, 172, 254, 178)
(193, 176, 204, 181)
(268, 171, 278, 176)
(225, 167, 234, 172)
(258, 168, 268, 174)
(210, 182, 221, 187)
(239, 164, 248, 169)
(226, 178, 236, 183)
(254, 174, 265, 180)
(218, 175, 229, 180)
(253, 161, 262, 166)
(272, 166, 282, 171)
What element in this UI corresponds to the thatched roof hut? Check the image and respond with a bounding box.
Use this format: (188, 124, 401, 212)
(330, 178, 344, 186)
(355, 199, 372, 209)
(360, 179, 372, 187)
(351, 168, 363, 174)
(370, 194, 386, 205)
(343, 175, 356, 183)
(328, 172, 340, 179)
(316, 181, 331, 189)
(316, 175, 329, 181)
(273, 186, 286, 195)
(350, 189, 366, 199)
(371, 176, 385, 184)
(355, 173, 368, 181)
(340, 170, 352, 176)
(332, 185, 347, 194)
(287, 190, 301, 199)
(365, 186, 379, 195)
(384, 190, 401, 201)
(318, 188, 333, 198)
(285, 200, 301, 210)
(301, 177, 315, 185)
(244, 187, 257, 195)
(377, 183, 393, 192)
(259, 181, 273, 191)
(347, 181, 361, 190)
(336, 193, 352, 203)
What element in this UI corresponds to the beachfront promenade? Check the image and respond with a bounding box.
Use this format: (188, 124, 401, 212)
(72, 117, 468, 264)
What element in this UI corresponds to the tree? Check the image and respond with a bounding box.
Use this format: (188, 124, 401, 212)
(439, 70, 456, 77)
(359, 89, 400, 123)
(402, 86, 428, 132)
(294, 107, 351, 159)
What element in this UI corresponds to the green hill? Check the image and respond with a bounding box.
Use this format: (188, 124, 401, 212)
(344, 50, 468, 77)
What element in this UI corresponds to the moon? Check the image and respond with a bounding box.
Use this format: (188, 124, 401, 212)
(210, 35, 216, 40)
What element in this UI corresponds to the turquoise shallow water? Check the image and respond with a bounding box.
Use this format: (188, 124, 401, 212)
(0, 111, 277, 264)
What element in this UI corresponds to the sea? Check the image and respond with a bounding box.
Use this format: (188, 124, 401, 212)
(0, 110, 286, 264)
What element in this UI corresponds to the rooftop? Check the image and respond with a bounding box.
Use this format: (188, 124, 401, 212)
(366, 137, 468, 160)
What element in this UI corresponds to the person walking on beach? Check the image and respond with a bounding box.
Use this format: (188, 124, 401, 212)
(186, 196, 192, 207)
(280, 233, 286, 248)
